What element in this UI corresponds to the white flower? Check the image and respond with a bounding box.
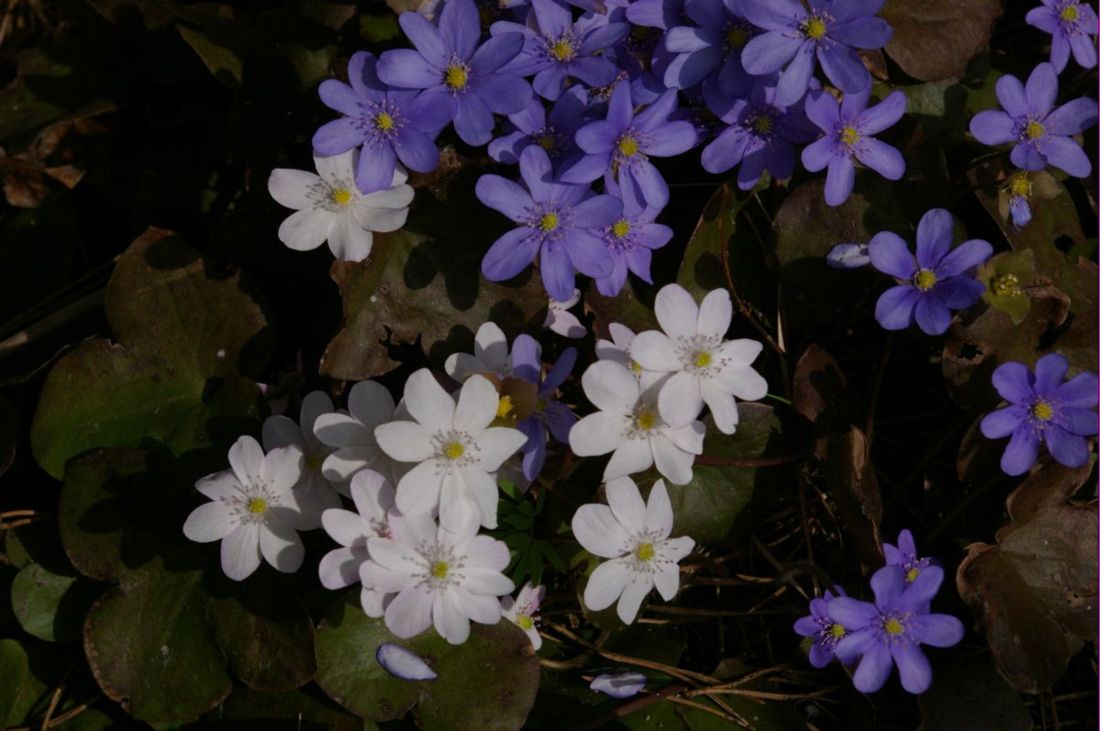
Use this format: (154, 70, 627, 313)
(544, 289, 585, 339)
(374, 369, 527, 530)
(314, 380, 398, 494)
(359, 512, 514, 644)
(595, 322, 664, 391)
(631, 284, 768, 435)
(267, 149, 413, 262)
(182, 435, 321, 581)
(262, 391, 342, 512)
(569, 361, 703, 485)
(572, 477, 694, 624)
(318, 470, 397, 617)
(444, 322, 512, 382)
(501, 582, 546, 650)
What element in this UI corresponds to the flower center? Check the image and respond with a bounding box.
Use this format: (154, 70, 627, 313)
(829, 623, 846, 639)
(1010, 175, 1032, 198)
(1061, 3, 1079, 21)
(693, 350, 712, 368)
(517, 614, 534, 630)
(247, 497, 268, 514)
(752, 114, 774, 135)
(1025, 120, 1045, 140)
(635, 542, 655, 561)
(913, 269, 937, 291)
(992, 273, 1022, 296)
(496, 395, 515, 419)
(840, 125, 860, 146)
(375, 112, 395, 131)
(629, 359, 643, 374)
(306, 453, 325, 471)
(905, 567, 920, 582)
(802, 16, 828, 40)
(536, 133, 556, 152)
(634, 408, 658, 431)
(618, 136, 639, 157)
(1031, 400, 1054, 421)
(445, 63, 469, 90)
(443, 441, 466, 460)
(725, 25, 748, 49)
(430, 560, 449, 579)
(330, 188, 353, 206)
(540, 212, 560, 232)
(550, 37, 576, 61)
(612, 219, 631, 238)
(883, 617, 905, 636)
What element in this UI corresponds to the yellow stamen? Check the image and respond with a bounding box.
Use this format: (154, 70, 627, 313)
(517, 614, 534, 630)
(496, 395, 515, 419)
(829, 623, 846, 639)
(539, 212, 559, 232)
(1025, 120, 1045, 140)
(550, 38, 575, 61)
(634, 409, 658, 431)
(635, 542, 655, 561)
(537, 134, 556, 151)
(726, 26, 748, 49)
(913, 269, 937, 291)
(445, 64, 468, 90)
(331, 188, 353, 206)
(430, 561, 449, 578)
(1061, 4, 1079, 21)
(612, 219, 631, 238)
(803, 17, 827, 40)
(247, 498, 268, 514)
(905, 567, 920, 582)
(443, 441, 465, 460)
(1031, 401, 1054, 421)
(1010, 175, 1032, 198)
(884, 617, 905, 636)
(840, 126, 860, 146)
(618, 136, 639, 157)
(992, 273, 1022, 296)
(753, 115, 774, 134)
(629, 360, 643, 374)
(693, 351, 712, 368)
(375, 112, 395, 131)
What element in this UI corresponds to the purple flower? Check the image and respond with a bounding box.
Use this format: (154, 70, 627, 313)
(662, 0, 759, 98)
(476, 145, 621, 301)
(1026, 0, 1098, 72)
(594, 189, 673, 296)
(488, 85, 591, 165)
(562, 81, 699, 210)
(625, 0, 684, 30)
(511, 335, 577, 481)
(1005, 172, 1034, 229)
(802, 87, 906, 206)
(740, 0, 893, 106)
(312, 52, 446, 194)
(830, 565, 964, 694)
(969, 63, 1097, 178)
(868, 209, 993, 336)
(793, 589, 859, 668)
(376, 0, 532, 146)
(491, 0, 629, 101)
(980, 354, 1099, 476)
(701, 79, 818, 188)
(883, 529, 933, 584)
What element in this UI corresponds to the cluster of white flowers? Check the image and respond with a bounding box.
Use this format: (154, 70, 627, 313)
(569, 283, 768, 486)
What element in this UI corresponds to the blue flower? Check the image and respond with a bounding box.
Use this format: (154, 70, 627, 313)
(376, 0, 532, 146)
(312, 52, 446, 194)
(662, 0, 759, 98)
(1005, 171, 1034, 229)
(1026, 0, 1098, 72)
(868, 209, 992, 336)
(793, 589, 859, 668)
(476, 145, 621, 301)
(980, 354, 1099, 476)
(829, 565, 964, 694)
(510, 335, 577, 481)
(825, 242, 870, 269)
(488, 85, 591, 166)
(883, 529, 933, 584)
(594, 189, 673, 296)
(969, 63, 1098, 178)
(802, 87, 906, 206)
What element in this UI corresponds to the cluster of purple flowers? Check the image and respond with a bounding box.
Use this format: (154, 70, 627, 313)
(795, 530, 964, 695)
(312, 0, 905, 301)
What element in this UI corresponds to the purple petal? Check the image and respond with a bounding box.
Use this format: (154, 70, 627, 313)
(817, 44, 870, 94)
(1025, 62, 1058, 116)
(576, 120, 620, 154)
(1042, 136, 1092, 177)
(829, 16, 893, 48)
(1010, 140, 1047, 171)
(483, 228, 541, 281)
(470, 33, 525, 75)
(563, 229, 614, 278)
(519, 145, 557, 201)
(915, 208, 954, 269)
(572, 194, 623, 228)
(801, 136, 836, 172)
(804, 89, 841, 132)
(933, 276, 984, 309)
(569, 56, 620, 88)
(542, 348, 577, 393)
(981, 406, 1024, 439)
(318, 80, 361, 116)
(742, 31, 804, 75)
(896, 529, 917, 557)
(808, 641, 835, 668)
(852, 643, 893, 694)
(559, 152, 612, 183)
(590, 672, 646, 698)
(312, 118, 366, 156)
(836, 628, 874, 665)
(1033, 352, 1070, 396)
(703, 126, 751, 173)
(914, 294, 952, 335)
(454, 94, 495, 146)
(438, 0, 479, 60)
(858, 91, 907, 134)
(991, 361, 1035, 404)
(520, 419, 547, 481)
(994, 74, 1028, 117)
(606, 81, 635, 132)
(824, 154, 855, 206)
(663, 46, 723, 89)
(533, 65, 569, 101)
(393, 127, 441, 173)
(1069, 27, 1099, 67)
(969, 110, 1017, 145)
(540, 240, 576, 301)
(1001, 425, 1039, 475)
(868, 231, 916, 279)
(1044, 98, 1099, 136)
(934, 239, 993, 277)
(511, 334, 541, 382)
(357, 142, 398, 194)
(740, 0, 806, 30)
(909, 613, 965, 648)
(855, 139, 905, 180)
(644, 121, 699, 156)
(665, 25, 715, 53)
(827, 597, 879, 629)
(398, 12, 448, 68)
(533, 0, 573, 38)
(896, 565, 943, 611)
(472, 73, 532, 115)
(377, 643, 438, 680)
(377, 49, 442, 89)
(477, 175, 535, 221)
(870, 565, 906, 606)
(874, 285, 919, 330)
(407, 90, 456, 136)
(1051, 29, 1072, 71)
(629, 160, 670, 209)
(775, 42, 817, 106)
(1054, 372, 1100, 408)
(830, 0, 886, 22)
(891, 642, 932, 694)
(1045, 425, 1091, 467)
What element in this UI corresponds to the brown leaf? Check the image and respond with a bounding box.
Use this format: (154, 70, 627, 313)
(881, 0, 1003, 81)
(792, 344, 850, 426)
(824, 426, 884, 568)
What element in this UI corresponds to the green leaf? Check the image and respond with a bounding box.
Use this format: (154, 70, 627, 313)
(211, 687, 363, 730)
(10, 563, 97, 642)
(0, 639, 29, 726)
(918, 654, 1032, 731)
(31, 228, 271, 479)
(314, 593, 540, 729)
(977, 250, 1035, 324)
(881, 0, 1003, 82)
(175, 24, 244, 89)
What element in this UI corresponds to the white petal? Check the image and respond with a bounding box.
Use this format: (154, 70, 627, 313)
(348, 380, 396, 427)
(262, 415, 304, 451)
(300, 391, 335, 450)
(630, 331, 681, 372)
(644, 479, 673, 538)
(716, 364, 768, 401)
(183, 502, 238, 543)
(605, 477, 646, 533)
(517, 583, 546, 611)
(278, 209, 332, 251)
(318, 546, 368, 589)
(445, 353, 486, 381)
(571, 504, 631, 558)
(651, 435, 694, 485)
(616, 575, 653, 624)
(195, 470, 240, 501)
(438, 469, 477, 532)
(221, 523, 262, 581)
(474, 322, 510, 372)
(375, 420, 434, 462)
(403, 369, 456, 429)
(390, 511, 440, 548)
(661, 421, 705, 454)
(696, 288, 732, 338)
(608, 322, 636, 349)
(263, 445, 304, 494)
(322, 446, 377, 484)
(361, 559, 417, 593)
(526, 627, 543, 650)
(328, 215, 374, 262)
(658, 535, 695, 563)
(460, 467, 500, 529)
(654, 283, 699, 339)
(652, 562, 680, 601)
(228, 435, 266, 489)
(395, 460, 444, 516)
(547, 309, 585, 338)
(361, 587, 389, 617)
(259, 519, 304, 573)
(321, 508, 369, 547)
(268, 168, 321, 209)
(473, 427, 527, 471)
(569, 412, 629, 457)
(604, 438, 655, 481)
(434, 589, 471, 644)
(463, 567, 515, 596)
(376, 643, 438, 680)
(454, 375, 499, 433)
(717, 338, 763, 366)
(464, 534, 511, 571)
(350, 470, 395, 523)
(314, 149, 356, 185)
(454, 589, 503, 624)
(366, 537, 424, 575)
(273, 485, 322, 530)
(581, 361, 640, 413)
(313, 413, 367, 449)
(583, 558, 630, 611)
(385, 585, 434, 638)
(701, 378, 739, 435)
(657, 371, 704, 428)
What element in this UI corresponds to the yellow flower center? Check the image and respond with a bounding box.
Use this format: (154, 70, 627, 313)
(635, 542, 655, 561)
(496, 395, 515, 419)
(905, 567, 920, 582)
(517, 614, 534, 630)
(883, 617, 905, 636)
(840, 126, 861, 146)
(445, 64, 469, 90)
(430, 561, 449, 579)
(693, 350, 712, 368)
(443, 441, 465, 460)
(537, 134, 555, 151)
(539, 212, 559, 232)
(550, 38, 576, 61)
(634, 409, 658, 431)
(992, 273, 1022, 296)
(913, 269, 937, 291)
(629, 359, 643, 374)
(1061, 4, 1079, 21)
(803, 17, 827, 40)
(1010, 175, 1032, 198)
(247, 497, 268, 514)
(1031, 400, 1054, 421)
(1025, 120, 1045, 140)
(612, 219, 631, 238)
(726, 26, 747, 49)
(753, 115, 774, 134)
(330, 188, 353, 206)
(829, 623, 846, 639)
(375, 112, 395, 131)
(618, 136, 639, 157)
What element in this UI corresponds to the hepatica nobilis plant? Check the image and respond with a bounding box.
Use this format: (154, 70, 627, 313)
(10, 0, 1099, 729)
